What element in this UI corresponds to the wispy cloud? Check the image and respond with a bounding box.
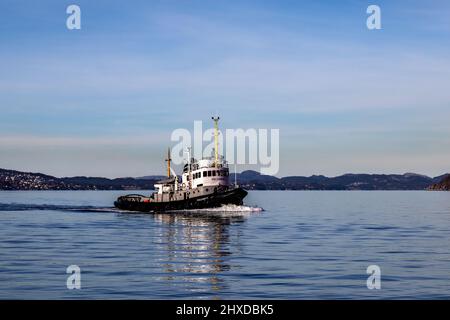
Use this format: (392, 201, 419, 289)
(0, 134, 169, 147)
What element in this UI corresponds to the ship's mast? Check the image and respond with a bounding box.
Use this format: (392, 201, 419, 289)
(165, 147, 171, 177)
(212, 116, 220, 167)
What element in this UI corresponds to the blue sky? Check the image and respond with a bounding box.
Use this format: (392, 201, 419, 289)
(0, 0, 449, 177)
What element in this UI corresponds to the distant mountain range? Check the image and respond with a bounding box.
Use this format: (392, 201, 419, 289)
(236, 170, 448, 190)
(0, 168, 159, 190)
(0, 168, 448, 191)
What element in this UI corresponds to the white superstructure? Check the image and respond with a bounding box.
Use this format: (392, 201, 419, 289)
(181, 155, 230, 190)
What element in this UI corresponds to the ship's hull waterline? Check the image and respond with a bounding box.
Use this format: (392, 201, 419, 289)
(114, 187, 248, 213)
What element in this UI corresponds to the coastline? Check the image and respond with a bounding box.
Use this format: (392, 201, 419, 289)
(1, 168, 448, 191)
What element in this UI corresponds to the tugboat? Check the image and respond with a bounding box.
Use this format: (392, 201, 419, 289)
(114, 117, 248, 212)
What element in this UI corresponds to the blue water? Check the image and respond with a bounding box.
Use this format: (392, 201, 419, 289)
(1, 190, 450, 299)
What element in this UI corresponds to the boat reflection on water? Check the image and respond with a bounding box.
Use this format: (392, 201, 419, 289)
(151, 209, 257, 295)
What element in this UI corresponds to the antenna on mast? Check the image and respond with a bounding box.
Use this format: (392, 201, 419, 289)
(212, 116, 220, 168)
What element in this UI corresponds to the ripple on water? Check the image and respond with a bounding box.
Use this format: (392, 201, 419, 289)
(1, 190, 450, 299)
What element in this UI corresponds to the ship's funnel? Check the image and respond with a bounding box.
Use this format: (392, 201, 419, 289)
(165, 147, 172, 177)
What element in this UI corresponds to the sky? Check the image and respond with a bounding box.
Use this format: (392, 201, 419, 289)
(0, 0, 449, 178)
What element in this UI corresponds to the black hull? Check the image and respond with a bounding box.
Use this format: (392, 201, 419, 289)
(114, 187, 248, 213)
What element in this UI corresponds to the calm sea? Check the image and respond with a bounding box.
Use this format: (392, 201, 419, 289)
(0, 190, 450, 299)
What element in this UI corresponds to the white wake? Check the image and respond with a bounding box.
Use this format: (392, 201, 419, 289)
(166, 204, 263, 214)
